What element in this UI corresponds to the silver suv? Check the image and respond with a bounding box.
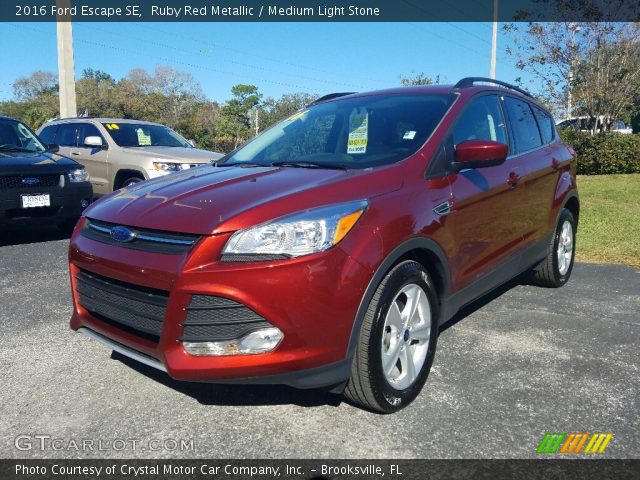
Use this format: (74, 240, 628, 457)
(38, 118, 222, 196)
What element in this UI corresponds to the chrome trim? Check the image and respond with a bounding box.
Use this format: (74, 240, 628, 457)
(88, 223, 110, 234)
(136, 233, 194, 246)
(88, 222, 196, 246)
(77, 327, 167, 372)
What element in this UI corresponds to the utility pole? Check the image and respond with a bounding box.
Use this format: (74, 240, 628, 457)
(490, 0, 498, 79)
(56, 0, 77, 118)
(255, 108, 259, 136)
(567, 23, 581, 119)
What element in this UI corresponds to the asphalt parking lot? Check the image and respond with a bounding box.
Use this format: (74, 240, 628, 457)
(1, 227, 638, 459)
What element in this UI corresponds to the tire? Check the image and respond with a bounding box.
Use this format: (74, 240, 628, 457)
(345, 260, 439, 413)
(120, 176, 144, 188)
(531, 209, 577, 288)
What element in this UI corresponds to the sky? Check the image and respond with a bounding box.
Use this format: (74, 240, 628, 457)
(0, 21, 536, 103)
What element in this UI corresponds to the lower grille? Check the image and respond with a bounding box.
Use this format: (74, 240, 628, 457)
(181, 295, 272, 341)
(75, 270, 169, 341)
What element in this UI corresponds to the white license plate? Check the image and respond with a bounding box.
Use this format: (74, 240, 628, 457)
(21, 193, 50, 208)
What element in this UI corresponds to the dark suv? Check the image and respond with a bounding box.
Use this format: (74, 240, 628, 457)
(68, 78, 578, 412)
(0, 116, 92, 230)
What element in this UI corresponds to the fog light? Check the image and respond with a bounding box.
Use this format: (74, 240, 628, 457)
(183, 327, 283, 356)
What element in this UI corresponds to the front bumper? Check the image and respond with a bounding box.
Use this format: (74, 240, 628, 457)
(69, 222, 371, 388)
(0, 181, 92, 226)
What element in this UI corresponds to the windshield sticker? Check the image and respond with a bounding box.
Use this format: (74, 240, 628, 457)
(136, 128, 152, 146)
(105, 123, 120, 130)
(347, 108, 368, 154)
(287, 110, 308, 122)
(403, 130, 417, 140)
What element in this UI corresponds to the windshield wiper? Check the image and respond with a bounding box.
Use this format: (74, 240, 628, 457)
(271, 161, 348, 170)
(0, 146, 39, 153)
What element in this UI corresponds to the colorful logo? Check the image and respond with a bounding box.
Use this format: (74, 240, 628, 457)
(537, 432, 613, 454)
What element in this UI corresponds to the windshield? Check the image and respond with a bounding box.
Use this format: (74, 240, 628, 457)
(221, 93, 455, 169)
(102, 122, 191, 148)
(0, 119, 46, 153)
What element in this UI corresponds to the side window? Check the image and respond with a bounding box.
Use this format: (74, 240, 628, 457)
(503, 97, 542, 153)
(452, 95, 507, 146)
(56, 124, 79, 147)
(38, 125, 58, 144)
(78, 123, 104, 147)
(533, 107, 555, 144)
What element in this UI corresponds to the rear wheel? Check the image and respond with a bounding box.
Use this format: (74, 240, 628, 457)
(531, 208, 576, 287)
(345, 261, 439, 413)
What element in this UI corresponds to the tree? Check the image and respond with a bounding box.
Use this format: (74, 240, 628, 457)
(214, 85, 262, 149)
(258, 92, 317, 131)
(400, 72, 440, 86)
(504, 21, 640, 133)
(12, 71, 58, 101)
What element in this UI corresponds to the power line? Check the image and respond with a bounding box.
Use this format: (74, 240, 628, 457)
(73, 23, 374, 90)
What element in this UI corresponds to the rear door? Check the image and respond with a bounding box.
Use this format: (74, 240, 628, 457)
(73, 123, 110, 195)
(53, 122, 80, 160)
(501, 96, 549, 247)
(446, 94, 525, 290)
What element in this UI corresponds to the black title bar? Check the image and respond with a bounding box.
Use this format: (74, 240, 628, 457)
(3, 0, 640, 22)
(1, 459, 640, 480)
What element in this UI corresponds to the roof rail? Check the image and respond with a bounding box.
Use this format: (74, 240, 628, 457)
(311, 92, 356, 105)
(454, 77, 533, 98)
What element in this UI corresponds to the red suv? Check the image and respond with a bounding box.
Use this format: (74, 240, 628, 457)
(69, 78, 579, 412)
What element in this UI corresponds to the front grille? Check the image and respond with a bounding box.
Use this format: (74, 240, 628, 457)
(82, 218, 201, 255)
(0, 175, 61, 189)
(181, 295, 272, 342)
(75, 269, 169, 341)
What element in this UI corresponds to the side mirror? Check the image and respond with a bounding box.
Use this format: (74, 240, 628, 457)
(47, 143, 59, 153)
(187, 139, 196, 148)
(84, 136, 106, 149)
(453, 140, 508, 170)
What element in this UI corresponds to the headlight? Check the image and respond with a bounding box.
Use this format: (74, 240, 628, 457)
(223, 200, 368, 259)
(68, 168, 89, 183)
(153, 162, 189, 173)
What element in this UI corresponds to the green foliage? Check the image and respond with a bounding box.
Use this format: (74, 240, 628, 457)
(214, 84, 262, 150)
(559, 130, 640, 174)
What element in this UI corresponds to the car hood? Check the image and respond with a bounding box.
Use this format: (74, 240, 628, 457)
(0, 151, 81, 174)
(84, 165, 402, 235)
(119, 146, 223, 163)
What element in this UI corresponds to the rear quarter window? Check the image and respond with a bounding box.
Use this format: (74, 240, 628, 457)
(533, 107, 555, 144)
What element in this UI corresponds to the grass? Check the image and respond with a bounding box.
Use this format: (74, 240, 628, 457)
(575, 174, 640, 268)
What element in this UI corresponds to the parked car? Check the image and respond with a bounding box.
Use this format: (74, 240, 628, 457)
(38, 118, 223, 196)
(68, 78, 579, 412)
(0, 116, 92, 231)
(556, 116, 633, 134)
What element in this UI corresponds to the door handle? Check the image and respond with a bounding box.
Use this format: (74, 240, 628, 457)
(507, 171, 520, 188)
(71, 151, 80, 155)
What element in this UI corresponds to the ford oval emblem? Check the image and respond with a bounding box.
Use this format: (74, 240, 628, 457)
(110, 226, 136, 243)
(22, 177, 40, 185)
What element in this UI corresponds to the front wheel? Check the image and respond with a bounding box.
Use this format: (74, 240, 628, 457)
(345, 261, 439, 413)
(531, 208, 577, 287)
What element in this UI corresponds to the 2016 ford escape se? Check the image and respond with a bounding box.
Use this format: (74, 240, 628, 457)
(69, 78, 579, 413)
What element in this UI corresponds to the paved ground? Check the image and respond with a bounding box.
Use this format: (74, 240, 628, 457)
(0, 227, 638, 459)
